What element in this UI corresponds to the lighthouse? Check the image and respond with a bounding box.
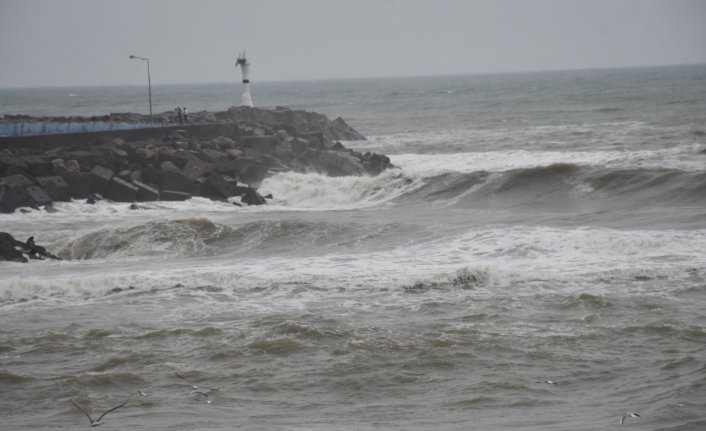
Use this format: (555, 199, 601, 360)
(235, 51, 253, 107)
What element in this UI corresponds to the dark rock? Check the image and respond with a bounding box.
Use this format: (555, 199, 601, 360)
(86, 193, 104, 204)
(90, 165, 114, 195)
(0, 232, 28, 262)
(0, 184, 34, 213)
(240, 187, 267, 206)
(329, 141, 346, 151)
(198, 172, 235, 200)
(25, 185, 53, 207)
(160, 161, 180, 174)
(141, 164, 163, 188)
(112, 148, 128, 159)
(160, 161, 196, 193)
(2, 164, 32, 178)
(117, 169, 132, 180)
(199, 148, 229, 162)
(129, 203, 151, 210)
(182, 157, 213, 179)
(2, 174, 34, 188)
(21, 156, 51, 177)
(50, 158, 67, 174)
(161, 171, 196, 195)
(228, 158, 269, 185)
(362, 153, 391, 175)
(0, 156, 29, 176)
(129, 170, 142, 182)
(231, 185, 250, 196)
(332, 117, 366, 140)
(105, 177, 139, 202)
(212, 159, 240, 177)
(299, 132, 325, 149)
(132, 180, 160, 202)
(60, 172, 92, 199)
(21, 235, 61, 260)
(157, 148, 189, 169)
(36, 176, 71, 202)
(160, 190, 191, 201)
(290, 137, 310, 156)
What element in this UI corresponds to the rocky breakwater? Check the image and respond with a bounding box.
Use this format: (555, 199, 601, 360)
(0, 106, 390, 213)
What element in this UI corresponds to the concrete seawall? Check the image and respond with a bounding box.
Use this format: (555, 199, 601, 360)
(0, 107, 390, 214)
(0, 123, 240, 151)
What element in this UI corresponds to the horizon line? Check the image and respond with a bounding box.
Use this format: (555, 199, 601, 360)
(1, 62, 705, 91)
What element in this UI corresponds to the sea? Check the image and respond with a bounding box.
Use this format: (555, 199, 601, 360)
(1, 65, 705, 430)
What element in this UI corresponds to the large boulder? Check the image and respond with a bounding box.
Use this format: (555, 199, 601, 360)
(240, 187, 267, 206)
(0, 232, 27, 262)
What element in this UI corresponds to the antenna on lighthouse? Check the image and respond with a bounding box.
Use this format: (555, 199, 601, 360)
(235, 51, 253, 107)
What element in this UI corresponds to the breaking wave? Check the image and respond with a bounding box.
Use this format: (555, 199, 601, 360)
(257, 153, 706, 211)
(55, 217, 412, 260)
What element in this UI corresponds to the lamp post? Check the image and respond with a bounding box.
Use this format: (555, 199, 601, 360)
(129, 55, 152, 125)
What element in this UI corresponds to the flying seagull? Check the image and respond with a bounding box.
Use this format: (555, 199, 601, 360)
(620, 412, 641, 425)
(70, 400, 127, 427)
(175, 372, 220, 392)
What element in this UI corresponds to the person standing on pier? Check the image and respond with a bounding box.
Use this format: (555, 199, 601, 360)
(183, 107, 188, 123)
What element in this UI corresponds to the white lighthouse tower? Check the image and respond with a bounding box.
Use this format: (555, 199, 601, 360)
(235, 51, 253, 107)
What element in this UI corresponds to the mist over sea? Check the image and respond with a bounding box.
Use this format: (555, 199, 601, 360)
(1, 65, 706, 430)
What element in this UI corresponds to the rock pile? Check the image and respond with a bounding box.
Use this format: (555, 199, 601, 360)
(0, 107, 390, 213)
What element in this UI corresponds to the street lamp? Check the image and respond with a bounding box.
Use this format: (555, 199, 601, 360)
(129, 55, 152, 125)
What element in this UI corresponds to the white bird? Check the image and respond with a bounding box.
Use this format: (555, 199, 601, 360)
(175, 372, 220, 392)
(536, 380, 556, 385)
(70, 400, 127, 427)
(620, 412, 641, 425)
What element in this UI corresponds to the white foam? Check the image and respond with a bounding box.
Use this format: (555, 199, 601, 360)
(258, 170, 422, 210)
(3, 223, 703, 308)
(391, 147, 703, 176)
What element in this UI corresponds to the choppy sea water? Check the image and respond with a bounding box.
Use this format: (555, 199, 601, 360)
(1, 65, 706, 430)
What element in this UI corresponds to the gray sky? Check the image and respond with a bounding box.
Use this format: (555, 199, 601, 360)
(1, 0, 705, 88)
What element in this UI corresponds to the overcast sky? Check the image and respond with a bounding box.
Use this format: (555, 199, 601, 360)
(1, 0, 705, 88)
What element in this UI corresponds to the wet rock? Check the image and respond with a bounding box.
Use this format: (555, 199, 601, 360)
(0, 232, 61, 262)
(0, 184, 34, 213)
(0, 107, 391, 210)
(240, 187, 266, 206)
(86, 193, 104, 204)
(21, 156, 51, 177)
(36, 176, 71, 202)
(182, 157, 212, 179)
(133, 180, 160, 202)
(105, 177, 139, 202)
(90, 165, 114, 195)
(160, 190, 191, 201)
(0, 232, 28, 262)
(60, 171, 92, 199)
(198, 172, 235, 201)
